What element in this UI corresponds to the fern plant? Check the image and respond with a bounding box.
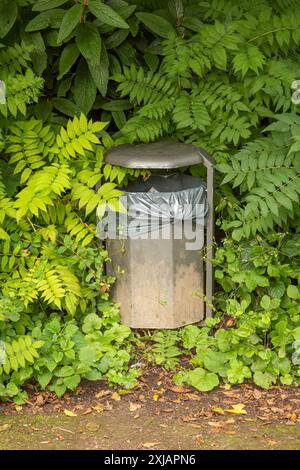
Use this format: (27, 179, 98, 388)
(217, 114, 300, 239)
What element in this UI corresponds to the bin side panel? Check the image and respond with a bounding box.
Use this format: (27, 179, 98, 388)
(173, 236, 204, 328)
(106, 223, 204, 329)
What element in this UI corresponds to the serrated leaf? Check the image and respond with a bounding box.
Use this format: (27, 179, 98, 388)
(136, 12, 175, 39)
(33, 0, 68, 11)
(58, 42, 80, 79)
(74, 61, 97, 115)
(0, 1, 17, 38)
(76, 23, 101, 65)
(287, 285, 300, 299)
(89, 0, 129, 29)
(57, 4, 81, 44)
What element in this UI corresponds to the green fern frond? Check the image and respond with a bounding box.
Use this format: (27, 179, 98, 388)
(54, 265, 81, 315)
(54, 114, 105, 159)
(14, 164, 71, 220)
(0, 69, 43, 117)
(138, 98, 175, 120)
(64, 211, 95, 247)
(35, 268, 65, 309)
(173, 94, 211, 131)
(112, 65, 176, 105)
(233, 44, 265, 77)
(0, 42, 33, 79)
(162, 37, 211, 79)
(217, 114, 300, 239)
(121, 114, 170, 142)
(7, 120, 56, 183)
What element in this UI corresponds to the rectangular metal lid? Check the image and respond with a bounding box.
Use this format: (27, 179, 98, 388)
(104, 141, 212, 169)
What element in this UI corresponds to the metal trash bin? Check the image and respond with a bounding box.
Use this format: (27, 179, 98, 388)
(98, 142, 214, 329)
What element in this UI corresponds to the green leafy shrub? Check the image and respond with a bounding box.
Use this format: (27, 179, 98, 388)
(0, 296, 138, 403)
(0, 29, 141, 400)
(1, 0, 300, 400)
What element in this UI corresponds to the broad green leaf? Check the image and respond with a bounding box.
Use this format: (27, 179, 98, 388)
(292, 327, 300, 340)
(33, 0, 69, 11)
(25, 9, 64, 32)
(79, 344, 98, 363)
(57, 4, 81, 43)
(136, 12, 176, 39)
(89, 0, 129, 29)
(253, 371, 276, 389)
(203, 350, 228, 375)
(268, 281, 285, 299)
(76, 22, 101, 65)
(287, 285, 300, 299)
(0, 1, 17, 38)
(168, 0, 184, 18)
(74, 60, 97, 115)
(58, 42, 80, 79)
(101, 100, 132, 111)
(52, 98, 79, 117)
(64, 374, 81, 390)
(88, 43, 109, 96)
(37, 371, 52, 388)
(260, 295, 271, 310)
(186, 367, 219, 392)
(55, 365, 74, 377)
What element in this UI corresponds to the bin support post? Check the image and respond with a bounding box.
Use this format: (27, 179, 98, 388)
(199, 150, 214, 318)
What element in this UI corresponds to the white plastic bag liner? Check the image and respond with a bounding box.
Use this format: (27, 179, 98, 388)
(98, 173, 207, 239)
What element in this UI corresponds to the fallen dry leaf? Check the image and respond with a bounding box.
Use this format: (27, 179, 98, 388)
(195, 435, 204, 444)
(118, 389, 132, 396)
(208, 418, 235, 428)
(142, 441, 160, 448)
(82, 407, 93, 415)
(168, 386, 190, 394)
(185, 393, 202, 401)
(224, 403, 247, 415)
(129, 402, 141, 412)
(208, 421, 224, 428)
(35, 395, 45, 406)
(92, 404, 105, 413)
(63, 409, 77, 417)
(0, 424, 11, 432)
(220, 384, 232, 390)
(111, 392, 121, 401)
(212, 406, 225, 415)
(15, 405, 22, 412)
(86, 422, 100, 432)
(95, 390, 111, 399)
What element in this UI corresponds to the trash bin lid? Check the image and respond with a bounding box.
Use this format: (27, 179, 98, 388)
(104, 141, 210, 169)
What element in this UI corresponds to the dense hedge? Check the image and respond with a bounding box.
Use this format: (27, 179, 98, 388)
(0, 0, 299, 401)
